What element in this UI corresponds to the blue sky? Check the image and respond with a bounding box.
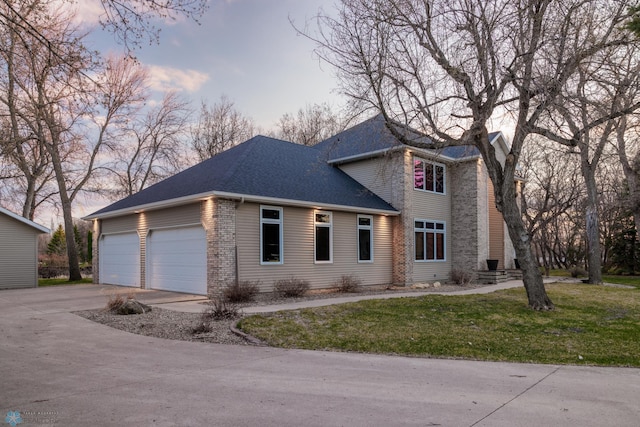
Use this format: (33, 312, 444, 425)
(83, 0, 344, 130)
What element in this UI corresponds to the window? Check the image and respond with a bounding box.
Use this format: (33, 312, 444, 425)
(415, 220, 446, 261)
(414, 158, 445, 194)
(260, 206, 283, 264)
(315, 211, 332, 263)
(357, 215, 373, 262)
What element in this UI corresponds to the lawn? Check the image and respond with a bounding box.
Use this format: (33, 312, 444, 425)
(238, 283, 640, 367)
(39, 277, 93, 287)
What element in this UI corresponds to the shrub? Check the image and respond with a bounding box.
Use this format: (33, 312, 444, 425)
(38, 253, 68, 278)
(105, 293, 126, 312)
(201, 298, 241, 321)
(191, 321, 212, 334)
(333, 274, 362, 293)
(451, 268, 474, 285)
(569, 266, 588, 278)
(274, 277, 310, 297)
(224, 280, 260, 303)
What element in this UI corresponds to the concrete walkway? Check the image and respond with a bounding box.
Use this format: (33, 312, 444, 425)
(152, 278, 557, 314)
(1, 282, 638, 426)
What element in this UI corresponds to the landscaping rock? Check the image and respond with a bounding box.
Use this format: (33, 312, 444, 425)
(114, 299, 152, 315)
(433, 281, 441, 288)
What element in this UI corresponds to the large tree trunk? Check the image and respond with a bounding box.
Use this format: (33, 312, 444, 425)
(582, 165, 603, 284)
(500, 180, 554, 310)
(46, 143, 82, 281)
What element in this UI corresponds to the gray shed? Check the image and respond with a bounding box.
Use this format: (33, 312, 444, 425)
(0, 207, 50, 289)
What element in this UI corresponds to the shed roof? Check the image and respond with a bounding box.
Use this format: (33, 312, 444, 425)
(0, 207, 50, 233)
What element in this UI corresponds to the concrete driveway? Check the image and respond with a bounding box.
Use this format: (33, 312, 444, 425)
(0, 284, 638, 427)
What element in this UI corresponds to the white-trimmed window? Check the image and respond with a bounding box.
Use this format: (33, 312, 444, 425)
(415, 220, 446, 261)
(260, 206, 283, 264)
(314, 211, 332, 263)
(357, 215, 373, 263)
(414, 158, 445, 194)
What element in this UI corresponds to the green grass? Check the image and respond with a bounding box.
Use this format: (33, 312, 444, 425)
(38, 277, 93, 287)
(239, 283, 640, 367)
(602, 275, 640, 289)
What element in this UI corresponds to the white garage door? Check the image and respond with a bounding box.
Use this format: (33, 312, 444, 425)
(146, 226, 207, 295)
(99, 233, 140, 287)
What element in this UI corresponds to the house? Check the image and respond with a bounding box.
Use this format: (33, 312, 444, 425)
(0, 207, 50, 290)
(85, 115, 517, 296)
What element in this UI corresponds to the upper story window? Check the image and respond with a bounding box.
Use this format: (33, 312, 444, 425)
(414, 158, 445, 194)
(315, 211, 332, 263)
(260, 206, 283, 264)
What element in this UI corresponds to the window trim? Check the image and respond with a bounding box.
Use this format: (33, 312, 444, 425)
(260, 205, 283, 265)
(314, 210, 333, 264)
(414, 157, 446, 195)
(414, 219, 446, 262)
(357, 214, 374, 263)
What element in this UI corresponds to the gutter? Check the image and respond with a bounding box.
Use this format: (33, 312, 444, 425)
(83, 190, 399, 221)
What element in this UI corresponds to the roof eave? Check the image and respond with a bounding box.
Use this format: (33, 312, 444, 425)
(83, 190, 399, 220)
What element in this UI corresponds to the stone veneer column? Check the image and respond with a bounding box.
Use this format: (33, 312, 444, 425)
(390, 150, 414, 286)
(202, 198, 237, 298)
(450, 159, 488, 274)
(92, 219, 101, 284)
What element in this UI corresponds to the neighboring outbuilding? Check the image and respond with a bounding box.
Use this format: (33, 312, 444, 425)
(85, 115, 519, 296)
(0, 207, 50, 290)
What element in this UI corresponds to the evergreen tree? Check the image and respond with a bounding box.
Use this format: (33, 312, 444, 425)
(47, 225, 66, 256)
(87, 230, 93, 264)
(74, 224, 85, 263)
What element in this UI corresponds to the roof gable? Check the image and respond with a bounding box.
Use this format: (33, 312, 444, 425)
(316, 114, 504, 163)
(88, 136, 397, 218)
(0, 207, 50, 233)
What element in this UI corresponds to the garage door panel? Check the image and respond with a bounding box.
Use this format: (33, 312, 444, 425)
(99, 233, 140, 287)
(147, 227, 206, 295)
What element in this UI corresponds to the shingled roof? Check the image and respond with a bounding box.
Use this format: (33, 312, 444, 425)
(315, 114, 497, 163)
(86, 136, 398, 219)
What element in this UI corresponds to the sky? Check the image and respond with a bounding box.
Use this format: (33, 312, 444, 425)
(81, 0, 345, 130)
(40, 0, 346, 225)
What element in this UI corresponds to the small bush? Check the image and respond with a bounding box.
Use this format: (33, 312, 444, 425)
(105, 293, 126, 312)
(202, 298, 241, 321)
(274, 277, 310, 297)
(451, 268, 474, 285)
(224, 280, 260, 303)
(191, 321, 213, 334)
(569, 266, 588, 278)
(333, 274, 362, 293)
(38, 253, 69, 278)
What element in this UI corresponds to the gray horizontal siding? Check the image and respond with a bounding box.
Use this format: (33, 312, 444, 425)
(338, 155, 398, 205)
(236, 203, 393, 292)
(0, 215, 39, 289)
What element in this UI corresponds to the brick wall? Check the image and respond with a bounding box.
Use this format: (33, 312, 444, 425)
(203, 198, 237, 298)
(389, 150, 414, 286)
(450, 159, 486, 273)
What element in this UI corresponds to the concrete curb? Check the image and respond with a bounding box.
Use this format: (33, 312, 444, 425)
(230, 318, 268, 346)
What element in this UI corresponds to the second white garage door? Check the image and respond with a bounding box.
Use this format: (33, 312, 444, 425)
(146, 226, 207, 295)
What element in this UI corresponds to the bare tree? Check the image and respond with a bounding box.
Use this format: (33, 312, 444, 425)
(0, 1, 148, 279)
(520, 139, 583, 274)
(272, 103, 348, 146)
(191, 96, 255, 161)
(0, 0, 207, 53)
(106, 91, 192, 198)
(533, 43, 640, 284)
(311, 0, 635, 309)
